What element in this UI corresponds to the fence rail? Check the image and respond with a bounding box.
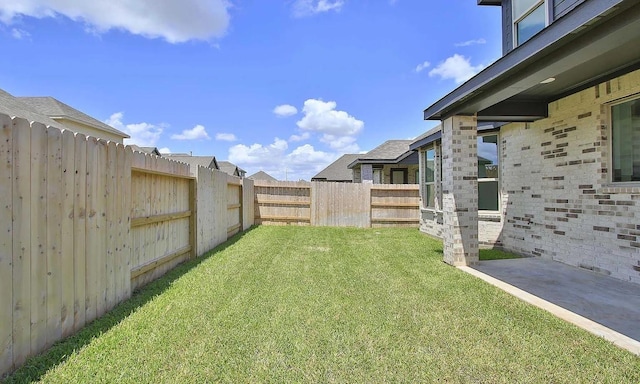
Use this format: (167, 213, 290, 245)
(254, 181, 419, 228)
(0, 114, 254, 376)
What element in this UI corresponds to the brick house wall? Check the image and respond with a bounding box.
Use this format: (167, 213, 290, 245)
(418, 68, 640, 284)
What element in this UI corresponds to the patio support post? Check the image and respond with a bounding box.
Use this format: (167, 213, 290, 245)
(441, 115, 479, 266)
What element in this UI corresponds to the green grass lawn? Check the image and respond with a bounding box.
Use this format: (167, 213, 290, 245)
(5, 226, 639, 383)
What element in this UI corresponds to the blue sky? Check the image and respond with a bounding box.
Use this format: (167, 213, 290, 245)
(0, 0, 501, 180)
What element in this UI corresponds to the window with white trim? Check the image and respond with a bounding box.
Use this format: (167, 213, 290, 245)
(513, 0, 547, 46)
(478, 134, 500, 211)
(423, 146, 436, 208)
(611, 97, 640, 182)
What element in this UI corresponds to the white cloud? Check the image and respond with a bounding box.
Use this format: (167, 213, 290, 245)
(428, 54, 484, 84)
(0, 0, 231, 43)
(289, 132, 310, 142)
(106, 112, 163, 147)
(273, 104, 298, 117)
(158, 147, 171, 154)
(10, 27, 29, 39)
(297, 99, 363, 137)
(415, 61, 430, 73)
(229, 138, 338, 181)
(455, 38, 487, 47)
(215, 132, 237, 142)
(292, 0, 343, 17)
(295, 98, 363, 152)
(171, 124, 210, 140)
(229, 138, 289, 167)
(320, 134, 359, 153)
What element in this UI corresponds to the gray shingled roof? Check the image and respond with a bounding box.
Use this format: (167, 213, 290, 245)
(248, 171, 277, 181)
(129, 146, 162, 156)
(312, 154, 359, 182)
(0, 89, 65, 129)
(18, 96, 129, 138)
(348, 140, 413, 168)
(218, 161, 246, 177)
(163, 155, 218, 170)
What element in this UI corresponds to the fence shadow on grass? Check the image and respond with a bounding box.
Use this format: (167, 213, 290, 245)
(2, 228, 255, 383)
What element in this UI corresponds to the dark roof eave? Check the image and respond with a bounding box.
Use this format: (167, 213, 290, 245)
(409, 131, 442, 151)
(423, 0, 635, 121)
(348, 157, 408, 168)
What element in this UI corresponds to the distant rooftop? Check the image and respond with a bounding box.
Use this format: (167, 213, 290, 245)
(18, 96, 129, 138)
(248, 171, 277, 182)
(348, 140, 414, 168)
(312, 154, 359, 182)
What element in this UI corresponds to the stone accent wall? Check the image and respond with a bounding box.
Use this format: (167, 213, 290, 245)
(441, 115, 479, 265)
(500, 69, 640, 284)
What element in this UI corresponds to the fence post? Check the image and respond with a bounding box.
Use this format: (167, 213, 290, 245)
(189, 178, 197, 259)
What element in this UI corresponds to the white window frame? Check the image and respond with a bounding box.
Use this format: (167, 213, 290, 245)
(422, 145, 437, 209)
(513, 0, 548, 47)
(478, 133, 501, 213)
(608, 95, 640, 186)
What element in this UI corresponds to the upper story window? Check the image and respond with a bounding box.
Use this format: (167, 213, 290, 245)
(478, 134, 500, 211)
(514, 0, 547, 46)
(611, 97, 640, 183)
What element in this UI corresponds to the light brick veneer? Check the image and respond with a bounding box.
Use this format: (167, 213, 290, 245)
(441, 115, 479, 266)
(500, 70, 640, 284)
(419, 69, 640, 284)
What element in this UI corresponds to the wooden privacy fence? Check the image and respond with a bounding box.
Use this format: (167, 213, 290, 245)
(254, 181, 420, 227)
(0, 113, 254, 376)
(129, 153, 195, 290)
(196, 166, 254, 256)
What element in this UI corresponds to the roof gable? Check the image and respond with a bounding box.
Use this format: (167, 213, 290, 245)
(163, 155, 218, 170)
(0, 89, 65, 129)
(248, 171, 277, 181)
(18, 96, 129, 138)
(312, 154, 359, 182)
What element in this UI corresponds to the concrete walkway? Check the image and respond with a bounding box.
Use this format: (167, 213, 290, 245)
(459, 257, 640, 355)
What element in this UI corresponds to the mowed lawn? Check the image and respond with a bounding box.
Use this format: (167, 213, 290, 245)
(5, 226, 639, 383)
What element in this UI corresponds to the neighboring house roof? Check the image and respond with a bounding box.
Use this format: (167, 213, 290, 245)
(348, 140, 416, 169)
(130, 146, 162, 156)
(218, 161, 246, 177)
(18, 96, 129, 138)
(311, 154, 359, 182)
(423, 0, 640, 122)
(0, 89, 65, 129)
(248, 171, 277, 181)
(163, 154, 219, 170)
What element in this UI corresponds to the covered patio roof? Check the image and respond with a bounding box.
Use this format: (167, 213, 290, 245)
(424, 0, 640, 122)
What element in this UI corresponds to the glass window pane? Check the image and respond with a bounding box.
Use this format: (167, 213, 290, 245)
(612, 99, 640, 182)
(514, 0, 540, 18)
(425, 184, 435, 208)
(392, 170, 405, 184)
(478, 135, 499, 178)
(479, 181, 499, 211)
(373, 169, 382, 184)
(425, 148, 435, 182)
(517, 4, 545, 45)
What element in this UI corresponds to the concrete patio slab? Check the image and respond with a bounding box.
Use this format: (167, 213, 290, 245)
(459, 257, 640, 355)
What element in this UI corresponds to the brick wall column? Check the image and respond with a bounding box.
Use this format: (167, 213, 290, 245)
(441, 115, 479, 265)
